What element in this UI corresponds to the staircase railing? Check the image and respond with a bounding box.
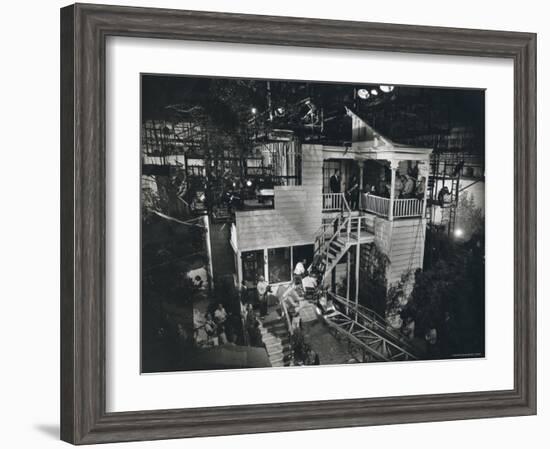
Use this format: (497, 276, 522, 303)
(314, 195, 350, 254)
(313, 215, 339, 255)
(322, 215, 352, 274)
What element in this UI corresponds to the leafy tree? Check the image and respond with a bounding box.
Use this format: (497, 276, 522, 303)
(401, 231, 485, 358)
(358, 243, 389, 316)
(456, 190, 484, 240)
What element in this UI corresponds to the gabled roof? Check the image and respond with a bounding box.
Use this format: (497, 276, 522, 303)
(344, 107, 432, 161)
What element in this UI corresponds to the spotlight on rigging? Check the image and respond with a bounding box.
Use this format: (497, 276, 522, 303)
(357, 88, 370, 99)
(370, 89, 379, 96)
(380, 85, 395, 93)
(246, 180, 253, 187)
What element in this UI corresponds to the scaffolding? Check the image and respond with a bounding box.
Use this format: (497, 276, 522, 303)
(426, 152, 464, 236)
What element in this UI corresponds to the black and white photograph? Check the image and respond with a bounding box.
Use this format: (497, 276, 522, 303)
(140, 75, 485, 373)
(1, 0, 544, 446)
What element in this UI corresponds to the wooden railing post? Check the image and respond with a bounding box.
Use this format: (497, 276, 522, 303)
(389, 161, 397, 221)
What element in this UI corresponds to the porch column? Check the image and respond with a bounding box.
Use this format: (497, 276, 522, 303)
(419, 160, 430, 219)
(359, 162, 364, 191)
(263, 248, 269, 283)
(237, 250, 243, 285)
(389, 160, 398, 221)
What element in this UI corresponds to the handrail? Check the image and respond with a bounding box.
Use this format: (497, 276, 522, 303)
(362, 193, 390, 216)
(323, 215, 351, 269)
(392, 197, 423, 218)
(340, 194, 352, 215)
(322, 192, 351, 214)
(362, 193, 424, 218)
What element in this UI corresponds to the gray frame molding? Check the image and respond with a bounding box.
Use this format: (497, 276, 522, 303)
(60, 3, 537, 444)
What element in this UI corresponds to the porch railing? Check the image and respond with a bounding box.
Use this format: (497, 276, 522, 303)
(362, 194, 390, 216)
(393, 198, 424, 218)
(362, 194, 424, 219)
(322, 192, 346, 212)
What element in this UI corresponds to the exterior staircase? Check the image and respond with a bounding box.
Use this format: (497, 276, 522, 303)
(259, 317, 292, 367)
(311, 194, 419, 362)
(313, 197, 373, 285)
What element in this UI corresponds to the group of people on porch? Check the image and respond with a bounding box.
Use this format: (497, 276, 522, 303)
(329, 166, 426, 209)
(390, 173, 426, 200)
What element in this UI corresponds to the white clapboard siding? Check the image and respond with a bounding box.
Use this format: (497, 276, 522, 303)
(387, 218, 427, 285)
(235, 145, 323, 251)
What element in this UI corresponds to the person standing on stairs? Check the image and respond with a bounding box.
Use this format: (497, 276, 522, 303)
(259, 284, 271, 318)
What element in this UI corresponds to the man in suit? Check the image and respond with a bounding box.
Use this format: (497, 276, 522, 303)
(329, 169, 341, 193)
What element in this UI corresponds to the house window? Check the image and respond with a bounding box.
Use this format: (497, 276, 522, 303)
(242, 250, 264, 284)
(292, 244, 314, 270)
(267, 247, 291, 284)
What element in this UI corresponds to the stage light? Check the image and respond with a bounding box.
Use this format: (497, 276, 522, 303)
(370, 89, 379, 96)
(276, 107, 285, 115)
(251, 107, 257, 114)
(357, 88, 370, 99)
(454, 228, 464, 238)
(380, 85, 395, 93)
(246, 180, 253, 187)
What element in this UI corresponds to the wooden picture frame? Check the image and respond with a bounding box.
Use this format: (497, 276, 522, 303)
(60, 3, 536, 444)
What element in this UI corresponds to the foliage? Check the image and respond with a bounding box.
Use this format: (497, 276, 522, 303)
(141, 213, 209, 371)
(456, 190, 484, 240)
(401, 229, 485, 358)
(358, 243, 390, 316)
(386, 269, 414, 321)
